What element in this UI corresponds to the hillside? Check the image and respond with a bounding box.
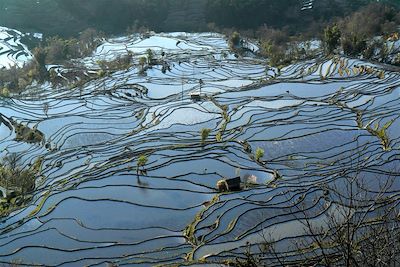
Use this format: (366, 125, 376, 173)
(0, 0, 396, 36)
(163, 0, 207, 31)
(0, 0, 399, 266)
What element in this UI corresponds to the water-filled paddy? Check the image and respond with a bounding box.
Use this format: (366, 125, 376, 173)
(0, 30, 399, 266)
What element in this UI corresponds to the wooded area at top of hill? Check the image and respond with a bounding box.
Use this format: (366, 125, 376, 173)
(0, 0, 398, 37)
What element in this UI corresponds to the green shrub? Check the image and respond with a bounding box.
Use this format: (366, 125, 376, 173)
(341, 34, 367, 56)
(97, 54, 132, 71)
(0, 88, 10, 97)
(139, 56, 147, 68)
(255, 147, 265, 162)
(324, 24, 341, 54)
(216, 132, 222, 142)
(260, 41, 287, 67)
(146, 49, 155, 65)
(394, 53, 400, 66)
(137, 155, 148, 173)
(0, 153, 40, 195)
(201, 128, 212, 144)
(229, 31, 241, 48)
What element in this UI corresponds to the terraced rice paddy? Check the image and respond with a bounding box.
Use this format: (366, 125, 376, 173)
(0, 30, 399, 266)
(0, 26, 32, 68)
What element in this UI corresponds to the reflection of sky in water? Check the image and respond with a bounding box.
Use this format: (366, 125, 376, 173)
(0, 29, 398, 266)
(0, 26, 32, 68)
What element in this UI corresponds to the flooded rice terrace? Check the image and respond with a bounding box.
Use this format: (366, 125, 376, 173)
(0, 28, 400, 266)
(0, 27, 32, 68)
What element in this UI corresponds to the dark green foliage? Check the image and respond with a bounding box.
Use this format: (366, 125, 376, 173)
(146, 49, 155, 65)
(45, 29, 102, 63)
(59, 0, 169, 34)
(0, 58, 48, 92)
(0, 0, 169, 36)
(257, 1, 399, 65)
(0, 153, 42, 216)
(336, 3, 399, 57)
(341, 35, 367, 56)
(257, 27, 297, 67)
(0, 0, 394, 37)
(0, 154, 36, 194)
(260, 41, 287, 67)
(206, 0, 300, 30)
(0, 0, 80, 36)
(362, 39, 384, 59)
(394, 54, 400, 66)
(339, 3, 400, 38)
(32, 47, 49, 82)
(324, 24, 341, 54)
(13, 121, 45, 144)
(200, 128, 211, 144)
(98, 53, 133, 71)
(229, 32, 241, 47)
(0, 28, 102, 92)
